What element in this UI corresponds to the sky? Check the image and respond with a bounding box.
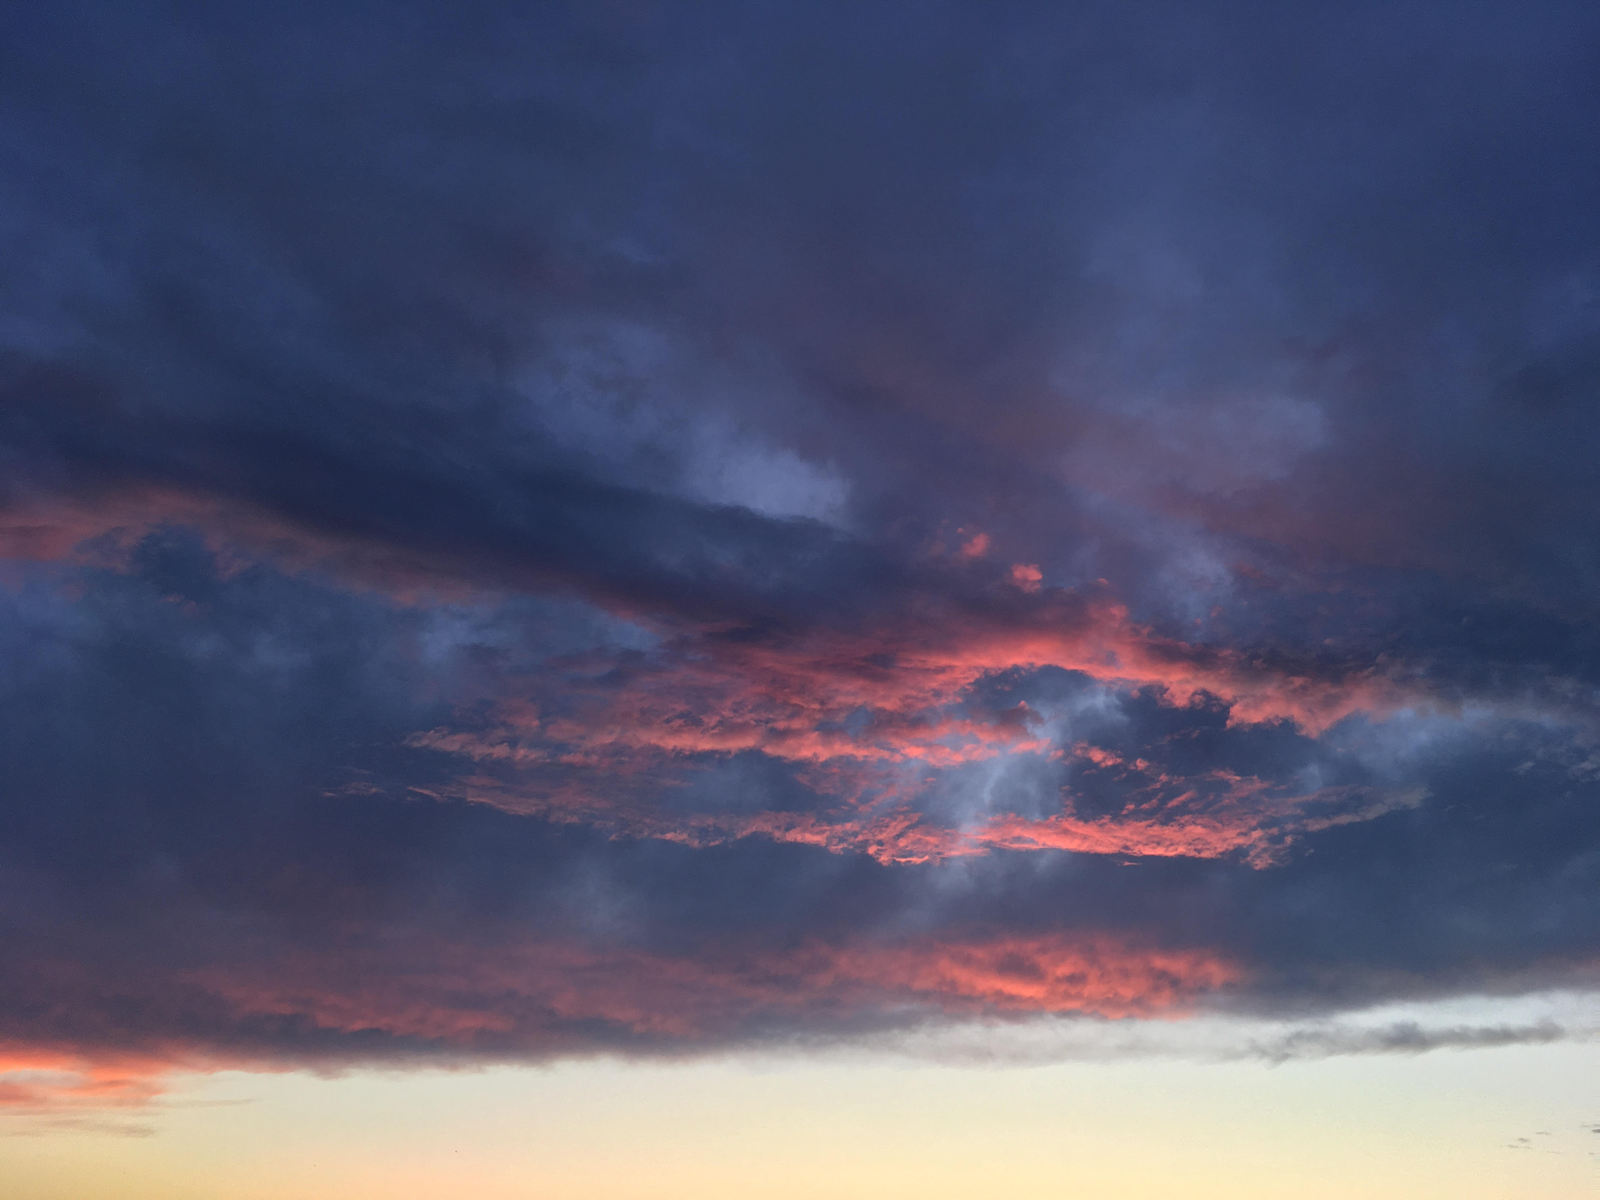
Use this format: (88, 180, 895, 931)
(1, 2, 1598, 1195)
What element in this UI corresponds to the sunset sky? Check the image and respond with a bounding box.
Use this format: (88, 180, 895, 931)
(2, 2, 1598, 1196)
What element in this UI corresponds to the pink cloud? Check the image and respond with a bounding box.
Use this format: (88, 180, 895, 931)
(1010, 562, 1043, 592)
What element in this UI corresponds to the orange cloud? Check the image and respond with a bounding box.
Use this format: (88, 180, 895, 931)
(406, 585, 1421, 868)
(819, 935, 1240, 1016)
(0, 1049, 179, 1125)
(183, 931, 1241, 1050)
(0, 929, 1238, 1124)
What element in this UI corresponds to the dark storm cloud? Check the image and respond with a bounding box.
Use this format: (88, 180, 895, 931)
(1, 0, 1599, 1107)
(0, 539, 1594, 1093)
(6, 3, 1600, 618)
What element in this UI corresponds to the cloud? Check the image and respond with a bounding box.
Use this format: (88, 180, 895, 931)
(863, 993, 1597, 1069)
(1, 0, 1599, 1119)
(1244, 1020, 1569, 1065)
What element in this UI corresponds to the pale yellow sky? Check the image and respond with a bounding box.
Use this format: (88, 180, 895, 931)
(6, 1041, 1596, 1200)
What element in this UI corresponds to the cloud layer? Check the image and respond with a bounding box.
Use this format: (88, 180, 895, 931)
(2, 0, 1599, 1112)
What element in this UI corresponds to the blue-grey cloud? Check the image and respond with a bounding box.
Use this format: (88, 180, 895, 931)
(0, 0, 1598, 1104)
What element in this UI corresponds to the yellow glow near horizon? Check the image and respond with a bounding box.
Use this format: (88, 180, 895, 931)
(4, 1042, 1596, 1199)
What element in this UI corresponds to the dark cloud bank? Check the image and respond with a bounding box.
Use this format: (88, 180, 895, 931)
(1, 0, 1598, 1105)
